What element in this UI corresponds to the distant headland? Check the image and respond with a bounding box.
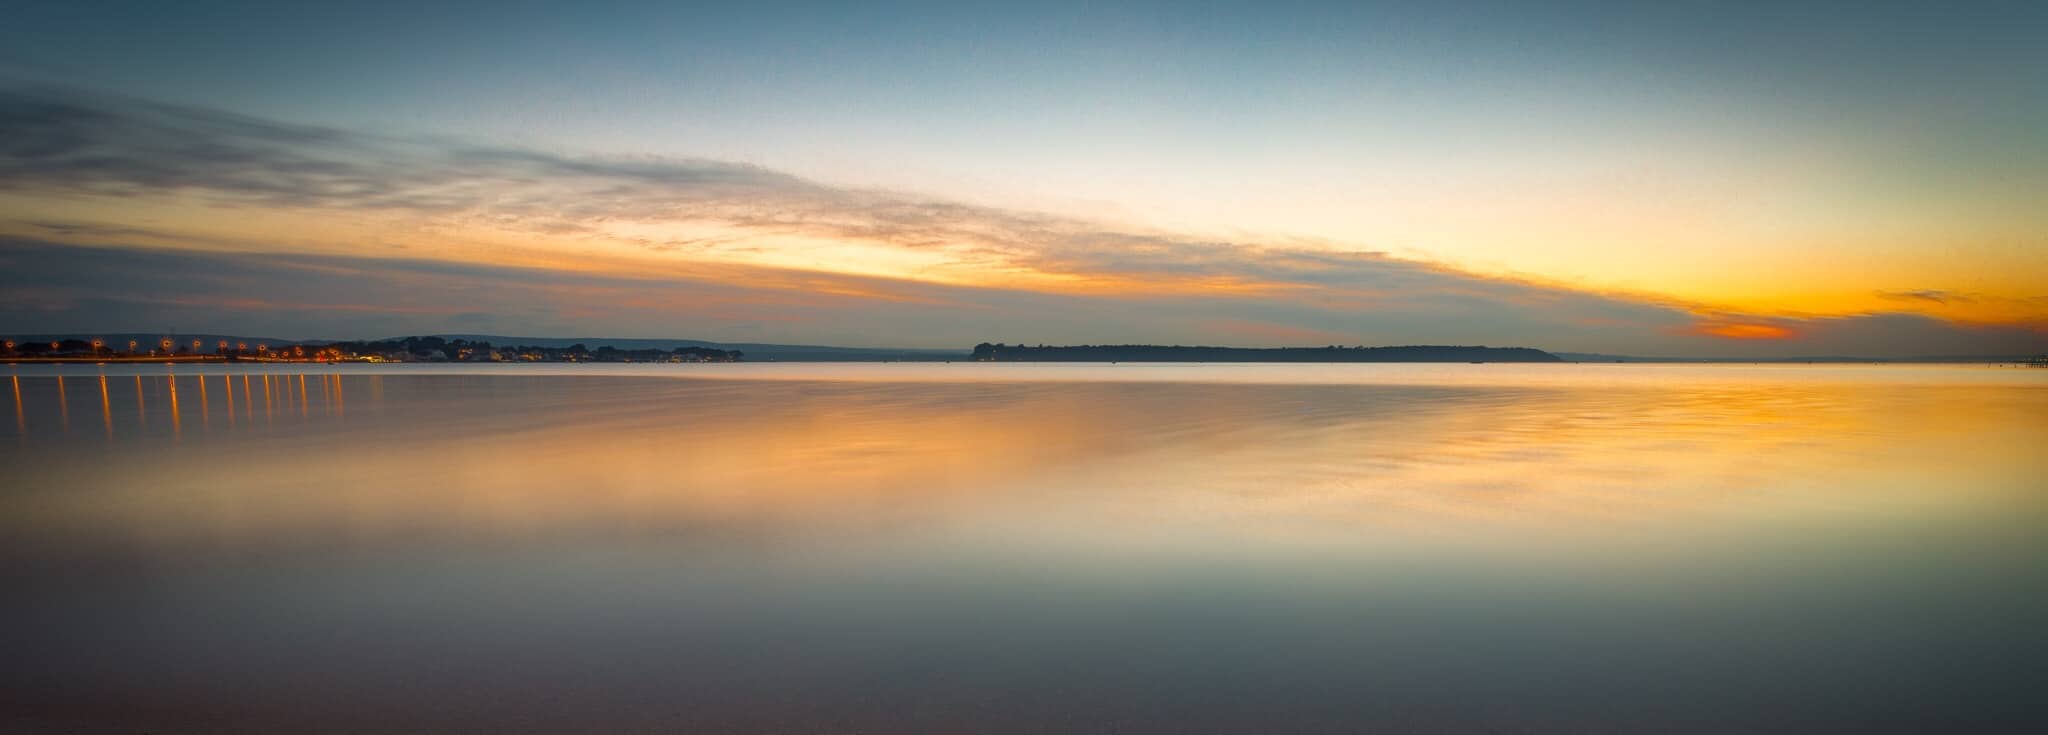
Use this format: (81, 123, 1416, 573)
(970, 343, 1561, 363)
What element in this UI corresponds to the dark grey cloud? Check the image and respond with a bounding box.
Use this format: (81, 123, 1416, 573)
(0, 84, 812, 214)
(16, 219, 188, 242)
(1876, 289, 1965, 305)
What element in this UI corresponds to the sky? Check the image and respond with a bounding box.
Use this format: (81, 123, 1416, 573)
(1, 0, 2043, 356)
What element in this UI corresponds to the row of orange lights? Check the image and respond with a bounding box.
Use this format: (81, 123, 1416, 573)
(2, 338, 309, 355)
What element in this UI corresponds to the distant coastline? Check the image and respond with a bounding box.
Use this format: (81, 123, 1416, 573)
(970, 343, 1561, 363)
(1, 336, 741, 364)
(6, 333, 2037, 365)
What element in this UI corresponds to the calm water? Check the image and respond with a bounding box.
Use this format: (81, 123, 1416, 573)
(3, 363, 2044, 733)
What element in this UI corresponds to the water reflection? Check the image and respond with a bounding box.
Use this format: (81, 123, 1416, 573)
(0, 365, 2043, 732)
(3, 369, 2038, 552)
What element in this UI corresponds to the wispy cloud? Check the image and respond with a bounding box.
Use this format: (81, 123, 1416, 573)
(0, 84, 1603, 295)
(1875, 289, 1968, 305)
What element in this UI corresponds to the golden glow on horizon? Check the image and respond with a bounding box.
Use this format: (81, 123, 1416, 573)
(1689, 321, 1798, 341)
(4, 167, 2043, 343)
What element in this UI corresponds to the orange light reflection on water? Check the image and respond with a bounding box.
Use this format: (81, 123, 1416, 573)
(53, 375, 67, 431)
(98, 375, 111, 441)
(167, 373, 180, 440)
(0, 368, 2039, 562)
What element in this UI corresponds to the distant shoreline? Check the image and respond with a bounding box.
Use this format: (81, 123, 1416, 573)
(6, 356, 239, 364)
(970, 343, 1562, 363)
(6, 334, 2038, 365)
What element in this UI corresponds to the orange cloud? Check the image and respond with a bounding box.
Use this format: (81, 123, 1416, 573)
(1688, 320, 1798, 340)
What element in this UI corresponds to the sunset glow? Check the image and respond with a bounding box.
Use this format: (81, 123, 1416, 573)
(2, 1, 2043, 358)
